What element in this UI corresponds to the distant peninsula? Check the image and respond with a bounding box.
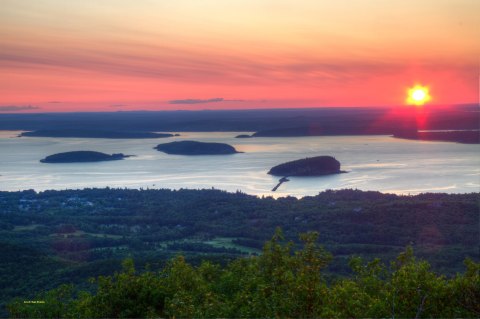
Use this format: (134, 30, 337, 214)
(21, 130, 176, 139)
(155, 141, 240, 155)
(252, 126, 393, 137)
(235, 134, 252, 138)
(254, 127, 316, 137)
(269, 156, 344, 176)
(40, 151, 130, 163)
(393, 130, 480, 144)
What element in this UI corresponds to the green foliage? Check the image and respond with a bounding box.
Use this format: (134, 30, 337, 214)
(8, 285, 76, 318)
(7, 231, 480, 318)
(448, 258, 480, 316)
(1, 188, 478, 316)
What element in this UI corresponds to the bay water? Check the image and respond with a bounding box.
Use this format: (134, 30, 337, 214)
(0, 131, 478, 197)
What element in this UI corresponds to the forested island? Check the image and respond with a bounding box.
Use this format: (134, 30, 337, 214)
(252, 126, 393, 137)
(252, 127, 480, 144)
(40, 151, 130, 163)
(269, 156, 343, 176)
(0, 188, 478, 317)
(21, 130, 175, 139)
(155, 140, 240, 155)
(393, 130, 480, 144)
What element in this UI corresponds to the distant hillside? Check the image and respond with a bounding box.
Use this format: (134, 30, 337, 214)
(40, 151, 129, 163)
(1, 105, 478, 133)
(155, 140, 240, 155)
(21, 130, 175, 139)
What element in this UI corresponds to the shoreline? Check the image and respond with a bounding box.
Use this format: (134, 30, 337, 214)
(0, 186, 478, 199)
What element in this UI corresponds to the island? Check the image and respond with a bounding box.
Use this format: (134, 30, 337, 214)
(252, 126, 393, 137)
(21, 130, 176, 139)
(268, 156, 344, 176)
(155, 141, 240, 155)
(393, 130, 480, 144)
(40, 151, 130, 163)
(235, 134, 252, 138)
(253, 127, 315, 137)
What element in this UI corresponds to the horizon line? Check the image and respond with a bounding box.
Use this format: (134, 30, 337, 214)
(0, 102, 478, 114)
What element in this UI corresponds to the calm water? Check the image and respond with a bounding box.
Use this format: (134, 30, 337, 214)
(0, 131, 479, 197)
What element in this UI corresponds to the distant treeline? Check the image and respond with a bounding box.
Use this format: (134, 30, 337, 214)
(1, 105, 478, 133)
(393, 130, 480, 144)
(20, 129, 174, 139)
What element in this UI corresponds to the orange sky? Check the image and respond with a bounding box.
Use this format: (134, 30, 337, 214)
(1, 0, 479, 112)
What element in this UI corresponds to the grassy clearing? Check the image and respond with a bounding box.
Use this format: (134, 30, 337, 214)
(49, 230, 123, 239)
(205, 237, 260, 254)
(158, 237, 260, 254)
(13, 224, 42, 231)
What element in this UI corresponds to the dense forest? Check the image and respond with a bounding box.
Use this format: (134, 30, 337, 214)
(1, 188, 478, 316)
(7, 231, 480, 318)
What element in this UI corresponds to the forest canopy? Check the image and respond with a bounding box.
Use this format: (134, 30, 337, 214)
(1, 188, 478, 317)
(7, 230, 480, 318)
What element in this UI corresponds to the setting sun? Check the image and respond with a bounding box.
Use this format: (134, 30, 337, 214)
(407, 85, 431, 106)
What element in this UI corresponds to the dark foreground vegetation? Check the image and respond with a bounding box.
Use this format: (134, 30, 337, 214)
(40, 151, 129, 163)
(0, 188, 478, 316)
(7, 230, 480, 318)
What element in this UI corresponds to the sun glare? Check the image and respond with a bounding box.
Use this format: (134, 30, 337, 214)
(406, 85, 431, 106)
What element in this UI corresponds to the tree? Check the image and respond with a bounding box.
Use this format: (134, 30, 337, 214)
(7, 233, 480, 318)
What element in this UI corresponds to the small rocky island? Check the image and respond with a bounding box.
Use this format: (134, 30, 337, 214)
(268, 156, 344, 176)
(40, 151, 130, 163)
(155, 141, 240, 155)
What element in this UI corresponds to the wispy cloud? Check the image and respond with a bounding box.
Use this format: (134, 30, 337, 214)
(168, 98, 248, 104)
(224, 99, 246, 102)
(0, 39, 475, 88)
(0, 105, 40, 112)
(169, 98, 224, 104)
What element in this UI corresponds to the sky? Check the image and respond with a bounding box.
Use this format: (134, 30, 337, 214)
(0, 0, 479, 112)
